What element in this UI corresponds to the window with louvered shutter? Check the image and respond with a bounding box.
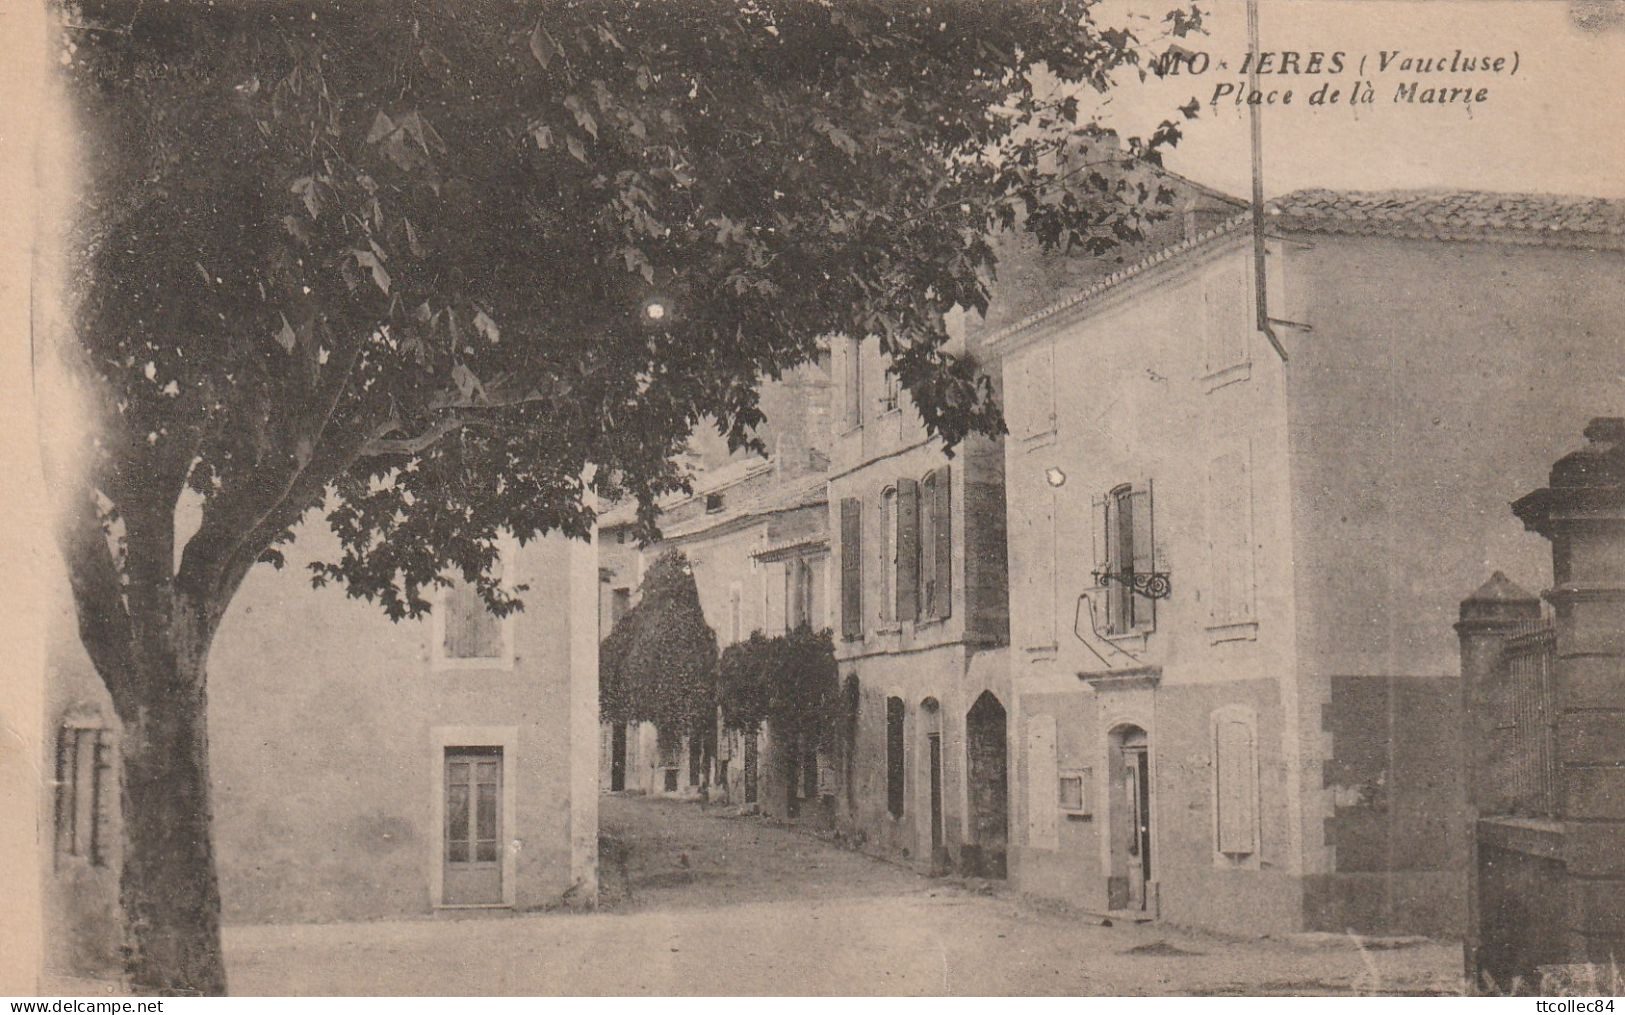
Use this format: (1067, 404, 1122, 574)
(840, 497, 863, 640)
(1206, 450, 1256, 626)
(443, 580, 505, 660)
(1202, 262, 1250, 375)
(896, 479, 919, 622)
(932, 463, 952, 619)
(1214, 711, 1258, 856)
(1128, 483, 1155, 631)
(1100, 483, 1155, 635)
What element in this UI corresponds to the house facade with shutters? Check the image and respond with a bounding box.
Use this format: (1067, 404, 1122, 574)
(42, 517, 600, 979)
(597, 358, 833, 810)
(827, 324, 1014, 874)
(996, 189, 1625, 937)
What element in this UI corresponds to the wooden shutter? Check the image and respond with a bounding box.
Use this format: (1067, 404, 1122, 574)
(1129, 482, 1156, 631)
(1026, 714, 1059, 850)
(1103, 490, 1126, 633)
(840, 497, 863, 640)
(896, 479, 920, 621)
(1215, 716, 1258, 855)
(932, 463, 952, 619)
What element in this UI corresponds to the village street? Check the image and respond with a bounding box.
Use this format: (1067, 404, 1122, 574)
(213, 796, 1464, 996)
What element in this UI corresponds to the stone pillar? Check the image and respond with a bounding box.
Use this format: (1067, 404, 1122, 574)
(1512, 417, 1625, 968)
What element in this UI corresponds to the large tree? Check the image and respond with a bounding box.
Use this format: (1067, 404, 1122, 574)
(47, 0, 1197, 994)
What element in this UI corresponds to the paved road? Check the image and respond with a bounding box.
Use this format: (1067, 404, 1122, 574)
(220, 795, 1463, 995)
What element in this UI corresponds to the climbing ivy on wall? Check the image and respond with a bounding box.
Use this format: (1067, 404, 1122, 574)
(600, 549, 718, 732)
(718, 624, 839, 747)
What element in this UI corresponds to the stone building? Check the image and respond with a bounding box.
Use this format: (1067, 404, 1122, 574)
(597, 359, 832, 807)
(823, 173, 1242, 876)
(994, 190, 1625, 937)
(43, 520, 600, 978)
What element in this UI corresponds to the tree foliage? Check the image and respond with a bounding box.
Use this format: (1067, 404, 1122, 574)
(609, 549, 718, 732)
(718, 625, 838, 747)
(47, 0, 1200, 993)
(58, 0, 1198, 622)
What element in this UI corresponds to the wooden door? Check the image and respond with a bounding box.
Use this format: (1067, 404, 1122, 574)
(927, 732, 944, 849)
(443, 748, 502, 906)
(1123, 745, 1151, 910)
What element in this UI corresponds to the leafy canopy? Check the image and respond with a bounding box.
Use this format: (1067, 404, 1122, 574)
(718, 625, 838, 745)
(61, 0, 1197, 618)
(602, 549, 718, 731)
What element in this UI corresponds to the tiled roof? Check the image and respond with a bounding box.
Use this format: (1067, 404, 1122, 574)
(1268, 189, 1625, 250)
(990, 187, 1625, 345)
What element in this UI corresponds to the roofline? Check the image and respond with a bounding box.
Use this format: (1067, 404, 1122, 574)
(988, 188, 1625, 349)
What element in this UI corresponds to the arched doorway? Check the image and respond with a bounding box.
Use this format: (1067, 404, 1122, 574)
(965, 690, 1009, 878)
(920, 697, 944, 864)
(1107, 723, 1152, 911)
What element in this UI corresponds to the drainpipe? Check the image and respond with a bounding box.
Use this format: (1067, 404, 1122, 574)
(1247, 0, 1288, 364)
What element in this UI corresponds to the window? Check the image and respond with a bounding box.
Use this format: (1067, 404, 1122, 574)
(615, 528, 627, 545)
(839, 497, 863, 640)
(1212, 708, 1259, 858)
(1201, 261, 1250, 376)
(1094, 482, 1155, 635)
(919, 466, 952, 620)
(1206, 448, 1257, 633)
(787, 558, 814, 630)
(880, 368, 901, 413)
(886, 697, 906, 817)
(54, 722, 110, 866)
(435, 543, 514, 667)
(1058, 768, 1092, 816)
(610, 587, 631, 627)
(896, 479, 919, 621)
(841, 337, 864, 429)
(705, 492, 725, 514)
(444, 747, 501, 865)
(881, 487, 899, 622)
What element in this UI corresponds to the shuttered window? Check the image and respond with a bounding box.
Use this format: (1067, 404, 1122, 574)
(886, 697, 906, 817)
(1202, 261, 1250, 374)
(1026, 714, 1059, 850)
(840, 497, 863, 640)
(54, 724, 111, 866)
(920, 465, 952, 620)
(1095, 483, 1155, 635)
(1214, 711, 1259, 856)
(1206, 449, 1256, 626)
(896, 479, 920, 622)
(933, 463, 952, 619)
(442, 574, 506, 661)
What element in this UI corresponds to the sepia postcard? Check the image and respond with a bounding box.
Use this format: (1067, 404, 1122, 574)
(2, 0, 1622, 1001)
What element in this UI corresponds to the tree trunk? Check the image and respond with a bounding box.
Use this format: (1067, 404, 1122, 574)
(115, 651, 228, 996)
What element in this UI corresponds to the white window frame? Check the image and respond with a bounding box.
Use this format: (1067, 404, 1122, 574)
(430, 535, 519, 671)
(1058, 766, 1092, 818)
(429, 724, 519, 909)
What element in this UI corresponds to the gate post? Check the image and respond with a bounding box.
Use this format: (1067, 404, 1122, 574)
(1512, 417, 1625, 972)
(1457, 573, 1541, 979)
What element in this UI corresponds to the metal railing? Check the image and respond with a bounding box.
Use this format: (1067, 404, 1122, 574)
(1502, 620, 1559, 818)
